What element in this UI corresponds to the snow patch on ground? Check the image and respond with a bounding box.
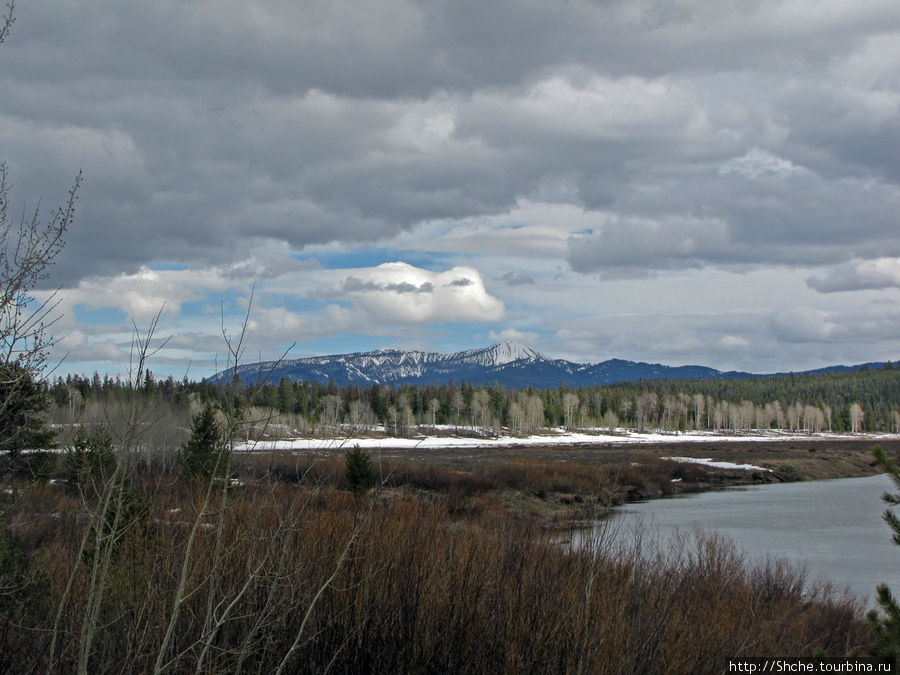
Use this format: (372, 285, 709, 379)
(234, 428, 895, 453)
(661, 456, 773, 472)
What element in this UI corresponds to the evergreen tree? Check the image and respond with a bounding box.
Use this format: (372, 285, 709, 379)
(345, 445, 376, 496)
(869, 445, 900, 664)
(178, 404, 226, 479)
(0, 362, 54, 458)
(65, 426, 116, 499)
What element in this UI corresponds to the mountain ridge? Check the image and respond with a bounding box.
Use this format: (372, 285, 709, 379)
(209, 341, 892, 389)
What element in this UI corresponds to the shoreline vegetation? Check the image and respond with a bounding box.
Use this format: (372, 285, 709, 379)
(5, 369, 900, 669)
(2, 434, 897, 670)
(248, 434, 899, 524)
(2, 472, 877, 673)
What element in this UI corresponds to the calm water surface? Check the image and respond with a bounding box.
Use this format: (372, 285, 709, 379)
(605, 474, 900, 604)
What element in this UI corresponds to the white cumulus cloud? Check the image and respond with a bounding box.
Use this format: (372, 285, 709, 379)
(334, 262, 504, 324)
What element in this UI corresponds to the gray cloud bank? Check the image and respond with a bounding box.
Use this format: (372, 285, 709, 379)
(0, 0, 897, 288)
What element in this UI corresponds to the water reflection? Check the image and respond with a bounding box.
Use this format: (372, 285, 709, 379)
(580, 474, 900, 605)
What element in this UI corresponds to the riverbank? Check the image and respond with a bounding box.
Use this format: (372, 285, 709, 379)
(1, 469, 873, 671)
(603, 474, 900, 607)
(236, 436, 900, 524)
(2, 435, 885, 669)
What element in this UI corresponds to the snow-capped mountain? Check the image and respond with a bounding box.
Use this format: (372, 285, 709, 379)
(459, 342, 542, 366)
(209, 342, 743, 388)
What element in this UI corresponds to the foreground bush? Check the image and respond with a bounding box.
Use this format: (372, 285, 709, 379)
(0, 474, 872, 673)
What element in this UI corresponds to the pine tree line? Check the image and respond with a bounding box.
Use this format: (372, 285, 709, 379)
(45, 365, 900, 442)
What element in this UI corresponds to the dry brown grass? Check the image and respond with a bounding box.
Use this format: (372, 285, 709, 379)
(236, 449, 733, 516)
(0, 466, 874, 673)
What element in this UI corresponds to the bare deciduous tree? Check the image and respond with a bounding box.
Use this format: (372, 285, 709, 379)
(522, 391, 544, 435)
(562, 392, 579, 430)
(849, 402, 864, 433)
(0, 163, 82, 375)
(470, 389, 489, 431)
(636, 392, 657, 432)
(508, 400, 525, 436)
(692, 393, 705, 430)
(0, 1, 82, 462)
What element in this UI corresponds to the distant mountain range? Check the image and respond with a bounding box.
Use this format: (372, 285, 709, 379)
(209, 342, 894, 389)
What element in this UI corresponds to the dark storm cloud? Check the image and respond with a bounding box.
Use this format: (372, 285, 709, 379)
(497, 272, 535, 286)
(2, 0, 899, 286)
(385, 281, 433, 294)
(341, 278, 382, 293)
(566, 164, 900, 275)
(342, 277, 434, 294)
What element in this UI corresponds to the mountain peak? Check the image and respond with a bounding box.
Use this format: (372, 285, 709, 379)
(448, 342, 543, 368)
(484, 342, 543, 365)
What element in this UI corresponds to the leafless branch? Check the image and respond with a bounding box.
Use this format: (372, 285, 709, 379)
(0, 164, 82, 376)
(0, 1, 14, 45)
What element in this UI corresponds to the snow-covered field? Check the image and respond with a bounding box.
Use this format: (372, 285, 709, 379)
(234, 427, 897, 453)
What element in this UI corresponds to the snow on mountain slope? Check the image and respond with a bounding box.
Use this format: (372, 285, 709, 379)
(445, 342, 543, 367)
(209, 342, 743, 388)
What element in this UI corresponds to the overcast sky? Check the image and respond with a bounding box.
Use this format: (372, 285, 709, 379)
(3, 0, 900, 379)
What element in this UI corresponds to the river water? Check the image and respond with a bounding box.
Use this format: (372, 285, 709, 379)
(599, 474, 900, 605)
